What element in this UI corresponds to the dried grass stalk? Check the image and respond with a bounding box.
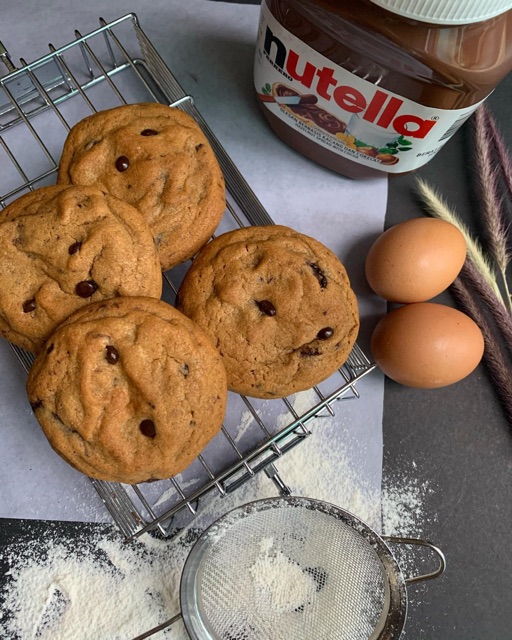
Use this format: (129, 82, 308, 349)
(460, 260, 512, 358)
(451, 276, 512, 427)
(485, 106, 512, 212)
(473, 107, 510, 272)
(416, 108, 512, 426)
(416, 177, 505, 305)
(473, 106, 512, 313)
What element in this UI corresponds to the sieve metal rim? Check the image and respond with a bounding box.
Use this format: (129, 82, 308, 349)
(179, 495, 409, 640)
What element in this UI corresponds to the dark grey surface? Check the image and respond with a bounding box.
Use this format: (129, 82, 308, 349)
(382, 75, 512, 639)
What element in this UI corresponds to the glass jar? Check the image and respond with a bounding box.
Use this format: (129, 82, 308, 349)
(253, 0, 512, 178)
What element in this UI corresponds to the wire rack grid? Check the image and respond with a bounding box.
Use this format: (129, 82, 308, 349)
(0, 13, 376, 541)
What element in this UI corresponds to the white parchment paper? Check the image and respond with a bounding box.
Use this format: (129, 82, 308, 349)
(0, 0, 387, 523)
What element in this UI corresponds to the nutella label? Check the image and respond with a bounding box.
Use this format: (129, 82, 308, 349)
(254, 1, 484, 173)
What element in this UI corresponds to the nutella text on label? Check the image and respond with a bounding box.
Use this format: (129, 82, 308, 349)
(254, 1, 485, 174)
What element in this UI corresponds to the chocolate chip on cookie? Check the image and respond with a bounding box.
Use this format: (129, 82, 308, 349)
(257, 299, 277, 316)
(317, 327, 334, 340)
(105, 345, 119, 364)
(75, 280, 99, 298)
(68, 241, 82, 255)
(115, 156, 130, 172)
(309, 262, 328, 288)
(139, 419, 156, 438)
(22, 298, 37, 313)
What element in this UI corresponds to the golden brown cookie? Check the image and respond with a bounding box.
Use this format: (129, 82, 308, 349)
(0, 184, 162, 353)
(176, 225, 359, 398)
(26, 297, 228, 484)
(57, 103, 226, 271)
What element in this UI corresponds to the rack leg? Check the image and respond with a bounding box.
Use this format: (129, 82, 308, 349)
(265, 463, 292, 496)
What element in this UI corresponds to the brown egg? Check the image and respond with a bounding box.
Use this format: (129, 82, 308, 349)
(365, 218, 466, 303)
(371, 302, 484, 388)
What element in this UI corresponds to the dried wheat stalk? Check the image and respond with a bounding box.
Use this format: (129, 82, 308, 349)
(415, 105, 512, 425)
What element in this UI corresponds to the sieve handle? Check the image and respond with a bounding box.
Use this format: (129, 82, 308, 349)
(382, 535, 446, 585)
(130, 611, 182, 640)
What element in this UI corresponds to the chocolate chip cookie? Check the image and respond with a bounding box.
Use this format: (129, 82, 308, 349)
(0, 184, 162, 353)
(176, 225, 359, 398)
(26, 297, 228, 484)
(57, 103, 226, 271)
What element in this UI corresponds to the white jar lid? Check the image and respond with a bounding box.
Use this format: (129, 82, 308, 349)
(367, 0, 512, 24)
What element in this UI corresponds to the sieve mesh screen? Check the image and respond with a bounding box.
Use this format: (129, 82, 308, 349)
(182, 498, 391, 640)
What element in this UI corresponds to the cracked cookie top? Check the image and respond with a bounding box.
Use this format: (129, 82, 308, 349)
(57, 103, 226, 271)
(26, 297, 228, 484)
(0, 184, 162, 353)
(176, 225, 359, 398)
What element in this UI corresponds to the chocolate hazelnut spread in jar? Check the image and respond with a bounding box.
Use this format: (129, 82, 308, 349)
(253, 0, 512, 178)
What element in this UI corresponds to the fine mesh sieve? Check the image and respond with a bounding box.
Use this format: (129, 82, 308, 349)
(178, 496, 445, 640)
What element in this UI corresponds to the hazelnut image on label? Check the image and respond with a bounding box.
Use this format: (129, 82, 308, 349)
(376, 153, 399, 165)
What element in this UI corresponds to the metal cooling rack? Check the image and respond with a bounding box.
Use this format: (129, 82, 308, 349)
(0, 14, 376, 541)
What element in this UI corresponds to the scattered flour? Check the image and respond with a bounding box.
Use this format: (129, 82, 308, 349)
(234, 409, 256, 443)
(0, 393, 435, 639)
(152, 476, 200, 510)
(273, 390, 381, 529)
(1, 527, 190, 640)
(381, 464, 438, 584)
(382, 472, 433, 537)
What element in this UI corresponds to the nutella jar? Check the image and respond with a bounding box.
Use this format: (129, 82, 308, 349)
(253, 0, 512, 178)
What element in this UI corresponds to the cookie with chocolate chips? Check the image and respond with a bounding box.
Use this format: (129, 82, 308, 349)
(176, 225, 359, 398)
(57, 103, 226, 271)
(0, 184, 162, 353)
(26, 297, 228, 484)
